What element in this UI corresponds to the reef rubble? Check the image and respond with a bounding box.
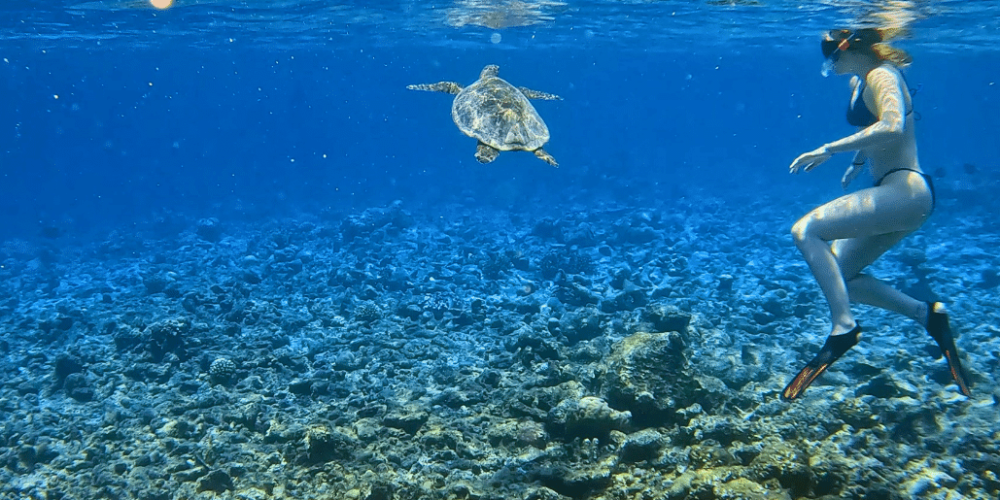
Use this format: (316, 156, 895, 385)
(1, 191, 997, 500)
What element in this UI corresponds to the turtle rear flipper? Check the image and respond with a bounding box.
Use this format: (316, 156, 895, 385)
(518, 87, 562, 100)
(476, 142, 500, 164)
(407, 82, 463, 94)
(534, 148, 558, 167)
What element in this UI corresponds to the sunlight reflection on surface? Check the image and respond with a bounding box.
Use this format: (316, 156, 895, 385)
(444, 0, 568, 29)
(4, 1, 996, 51)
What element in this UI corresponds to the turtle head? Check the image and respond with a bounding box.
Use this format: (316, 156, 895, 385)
(481, 65, 500, 79)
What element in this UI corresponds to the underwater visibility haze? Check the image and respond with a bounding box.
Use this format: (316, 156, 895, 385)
(1, 1, 999, 499)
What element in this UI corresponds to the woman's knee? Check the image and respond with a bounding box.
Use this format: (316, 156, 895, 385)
(790, 216, 814, 245)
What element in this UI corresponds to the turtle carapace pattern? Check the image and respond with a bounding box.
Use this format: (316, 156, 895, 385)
(407, 65, 561, 167)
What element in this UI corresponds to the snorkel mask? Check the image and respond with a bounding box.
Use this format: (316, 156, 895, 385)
(820, 29, 882, 77)
(820, 29, 853, 77)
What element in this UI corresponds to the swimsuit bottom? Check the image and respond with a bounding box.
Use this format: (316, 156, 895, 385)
(874, 167, 935, 212)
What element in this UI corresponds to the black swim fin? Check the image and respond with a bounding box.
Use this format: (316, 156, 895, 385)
(782, 324, 861, 401)
(926, 302, 972, 397)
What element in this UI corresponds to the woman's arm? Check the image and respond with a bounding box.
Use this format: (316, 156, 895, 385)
(842, 129, 868, 188)
(852, 150, 868, 165)
(823, 66, 907, 155)
(790, 66, 906, 174)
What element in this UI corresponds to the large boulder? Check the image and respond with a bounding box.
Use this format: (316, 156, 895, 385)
(599, 331, 704, 428)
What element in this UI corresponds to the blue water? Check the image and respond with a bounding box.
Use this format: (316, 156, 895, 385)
(2, 1, 1000, 499)
(2, 0, 998, 240)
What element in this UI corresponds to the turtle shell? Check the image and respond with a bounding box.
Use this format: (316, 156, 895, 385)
(451, 73, 550, 152)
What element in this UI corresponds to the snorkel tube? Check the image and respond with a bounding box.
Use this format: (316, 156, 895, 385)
(820, 29, 853, 77)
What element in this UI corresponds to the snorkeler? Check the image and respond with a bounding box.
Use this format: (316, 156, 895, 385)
(782, 28, 972, 400)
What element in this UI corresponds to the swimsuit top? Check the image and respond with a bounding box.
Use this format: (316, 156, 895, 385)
(846, 80, 879, 127)
(847, 72, 914, 128)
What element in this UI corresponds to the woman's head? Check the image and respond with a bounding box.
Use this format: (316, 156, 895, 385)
(822, 28, 912, 68)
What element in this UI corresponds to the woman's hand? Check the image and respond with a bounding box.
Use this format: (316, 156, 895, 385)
(789, 145, 832, 174)
(841, 164, 863, 189)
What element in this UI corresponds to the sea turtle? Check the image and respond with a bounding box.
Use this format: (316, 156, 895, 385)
(407, 64, 561, 167)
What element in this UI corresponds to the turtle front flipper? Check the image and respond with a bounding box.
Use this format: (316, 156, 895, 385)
(407, 82, 463, 95)
(518, 87, 562, 100)
(476, 142, 500, 164)
(534, 148, 558, 168)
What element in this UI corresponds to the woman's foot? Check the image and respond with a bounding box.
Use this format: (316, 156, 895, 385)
(926, 302, 972, 397)
(782, 323, 862, 401)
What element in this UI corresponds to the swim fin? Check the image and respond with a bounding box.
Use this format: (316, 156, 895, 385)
(926, 302, 972, 397)
(782, 324, 861, 401)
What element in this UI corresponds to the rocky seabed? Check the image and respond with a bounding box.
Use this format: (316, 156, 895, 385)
(1, 184, 998, 500)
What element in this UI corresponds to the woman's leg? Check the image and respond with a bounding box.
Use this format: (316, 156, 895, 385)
(791, 181, 930, 336)
(834, 234, 971, 396)
(845, 274, 928, 323)
(783, 176, 932, 400)
(832, 234, 929, 325)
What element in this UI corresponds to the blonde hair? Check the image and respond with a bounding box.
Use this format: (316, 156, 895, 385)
(872, 44, 912, 66)
(863, 27, 913, 67)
